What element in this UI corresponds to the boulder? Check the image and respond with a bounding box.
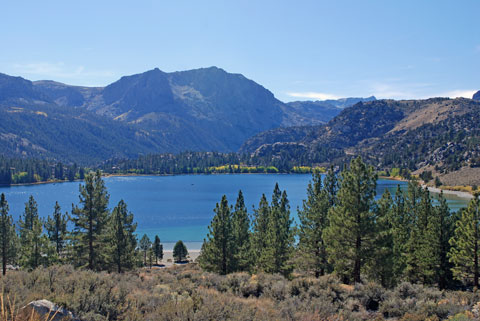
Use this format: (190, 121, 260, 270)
(21, 299, 80, 321)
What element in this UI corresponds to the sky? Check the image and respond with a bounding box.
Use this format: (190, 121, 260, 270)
(0, 0, 478, 102)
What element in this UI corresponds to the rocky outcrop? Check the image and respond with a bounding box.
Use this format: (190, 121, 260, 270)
(473, 90, 480, 101)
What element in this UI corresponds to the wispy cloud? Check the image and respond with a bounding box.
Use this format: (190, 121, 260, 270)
(11, 62, 115, 83)
(286, 92, 341, 100)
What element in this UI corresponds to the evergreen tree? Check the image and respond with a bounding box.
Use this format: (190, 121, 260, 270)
(261, 185, 294, 276)
(18, 195, 45, 269)
(435, 192, 456, 289)
(148, 247, 154, 268)
(231, 190, 251, 272)
(324, 166, 338, 207)
(406, 188, 439, 284)
(139, 234, 151, 266)
(298, 172, 331, 277)
(108, 200, 137, 273)
(173, 240, 188, 262)
(251, 194, 270, 270)
(45, 201, 69, 257)
(71, 171, 110, 270)
(199, 195, 234, 274)
(449, 195, 480, 287)
(19, 195, 38, 233)
(324, 157, 378, 284)
(391, 185, 410, 282)
(153, 235, 163, 264)
(369, 189, 395, 287)
(0, 194, 16, 275)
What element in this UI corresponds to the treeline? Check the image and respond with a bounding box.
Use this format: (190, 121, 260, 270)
(199, 157, 480, 290)
(0, 152, 324, 187)
(0, 171, 172, 274)
(0, 156, 86, 186)
(99, 152, 320, 175)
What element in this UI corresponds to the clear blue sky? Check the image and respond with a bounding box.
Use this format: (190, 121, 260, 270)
(1, 0, 478, 101)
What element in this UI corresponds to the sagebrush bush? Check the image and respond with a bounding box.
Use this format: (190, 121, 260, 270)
(1, 265, 478, 321)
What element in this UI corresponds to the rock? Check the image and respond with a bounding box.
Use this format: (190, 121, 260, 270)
(473, 90, 480, 101)
(21, 299, 80, 321)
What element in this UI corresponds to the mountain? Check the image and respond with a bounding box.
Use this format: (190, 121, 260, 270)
(473, 90, 480, 101)
(242, 98, 480, 185)
(285, 96, 376, 124)
(3, 68, 370, 162)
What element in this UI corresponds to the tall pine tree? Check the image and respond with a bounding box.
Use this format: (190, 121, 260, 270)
(368, 189, 395, 287)
(199, 195, 235, 274)
(231, 190, 251, 272)
(45, 201, 69, 257)
(0, 194, 16, 275)
(449, 195, 480, 287)
(18, 195, 46, 269)
(298, 172, 331, 277)
(139, 234, 151, 266)
(324, 157, 377, 284)
(107, 200, 137, 273)
(391, 185, 411, 282)
(71, 171, 110, 270)
(251, 194, 270, 271)
(261, 185, 294, 276)
(153, 235, 163, 264)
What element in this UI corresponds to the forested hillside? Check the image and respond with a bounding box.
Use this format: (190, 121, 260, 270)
(243, 98, 480, 185)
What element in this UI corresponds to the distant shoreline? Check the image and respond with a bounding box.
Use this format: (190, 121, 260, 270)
(423, 185, 474, 200)
(4, 172, 310, 188)
(3, 173, 476, 200)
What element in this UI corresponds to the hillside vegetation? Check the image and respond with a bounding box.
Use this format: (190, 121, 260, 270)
(243, 98, 480, 185)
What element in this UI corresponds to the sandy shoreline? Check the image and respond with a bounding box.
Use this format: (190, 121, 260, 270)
(423, 185, 473, 200)
(152, 250, 201, 268)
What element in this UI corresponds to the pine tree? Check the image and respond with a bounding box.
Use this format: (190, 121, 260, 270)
(45, 201, 69, 257)
(435, 192, 456, 289)
(108, 200, 137, 273)
(19, 195, 38, 233)
(199, 195, 234, 274)
(18, 195, 46, 269)
(324, 166, 338, 207)
(449, 195, 480, 287)
(139, 234, 151, 266)
(260, 185, 294, 276)
(324, 157, 378, 284)
(298, 172, 331, 277)
(369, 189, 395, 287)
(391, 185, 410, 281)
(71, 171, 110, 270)
(173, 240, 188, 262)
(406, 188, 439, 284)
(251, 194, 270, 270)
(231, 190, 251, 272)
(153, 235, 163, 264)
(0, 194, 16, 275)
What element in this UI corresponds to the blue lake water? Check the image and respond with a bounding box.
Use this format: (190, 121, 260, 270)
(0, 174, 471, 250)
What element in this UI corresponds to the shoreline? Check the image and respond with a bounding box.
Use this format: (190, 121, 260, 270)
(4, 171, 313, 188)
(422, 185, 474, 200)
(3, 173, 476, 199)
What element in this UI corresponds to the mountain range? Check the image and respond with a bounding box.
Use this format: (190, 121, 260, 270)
(0, 67, 373, 162)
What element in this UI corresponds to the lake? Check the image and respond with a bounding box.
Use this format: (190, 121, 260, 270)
(0, 174, 471, 250)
